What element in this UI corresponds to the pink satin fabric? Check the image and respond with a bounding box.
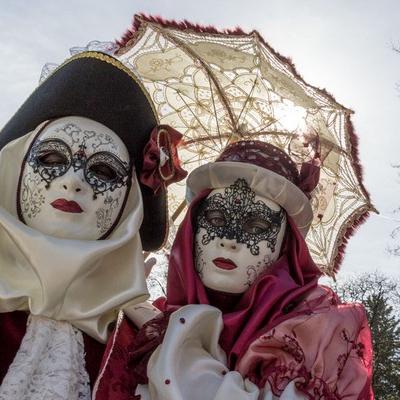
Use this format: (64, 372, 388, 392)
(237, 286, 373, 399)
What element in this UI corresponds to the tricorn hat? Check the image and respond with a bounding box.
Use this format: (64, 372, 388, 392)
(0, 51, 179, 251)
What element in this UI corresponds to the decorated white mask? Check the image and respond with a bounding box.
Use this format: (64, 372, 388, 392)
(195, 179, 287, 294)
(18, 116, 131, 240)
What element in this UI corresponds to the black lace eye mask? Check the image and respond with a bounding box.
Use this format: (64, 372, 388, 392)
(196, 179, 285, 256)
(27, 138, 130, 198)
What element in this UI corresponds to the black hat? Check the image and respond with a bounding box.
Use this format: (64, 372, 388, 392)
(0, 51, 168, 251)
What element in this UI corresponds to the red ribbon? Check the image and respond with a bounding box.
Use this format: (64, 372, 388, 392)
(140, 125, 188, 194)
(298, 133, 321, 198)
(298, 158, 321, 198)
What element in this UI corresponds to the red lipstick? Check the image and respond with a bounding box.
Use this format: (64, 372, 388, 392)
(51, 199, 83, 213)
(213, 258, 238, 270)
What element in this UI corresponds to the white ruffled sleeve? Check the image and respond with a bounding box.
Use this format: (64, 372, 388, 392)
(136, 304, 258, 399)
(135, 304, 307, 400)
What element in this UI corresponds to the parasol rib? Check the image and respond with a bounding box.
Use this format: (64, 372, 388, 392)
(150, 22, 237, 133)
(207, 74, 223, 146)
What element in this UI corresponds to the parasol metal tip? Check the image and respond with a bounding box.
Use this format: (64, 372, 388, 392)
(370, 205, 379, 215)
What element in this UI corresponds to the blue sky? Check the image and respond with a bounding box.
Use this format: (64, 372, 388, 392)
(1, 0, 399, 279)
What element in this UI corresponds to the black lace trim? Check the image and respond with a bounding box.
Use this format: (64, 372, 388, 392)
(196, 179, 285, 255)
(28, 138, 130, 199)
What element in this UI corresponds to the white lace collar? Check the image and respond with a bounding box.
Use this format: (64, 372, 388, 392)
(0, 316, 91, 400)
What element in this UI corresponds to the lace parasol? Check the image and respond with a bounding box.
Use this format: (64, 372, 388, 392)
(113, 15, 375, 276)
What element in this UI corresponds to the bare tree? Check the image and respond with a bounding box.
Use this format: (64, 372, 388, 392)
(388, 164, 400, 256)
(147, 255, 168, 299)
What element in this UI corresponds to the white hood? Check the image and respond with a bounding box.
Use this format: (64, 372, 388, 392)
(0, 122, 149, 342)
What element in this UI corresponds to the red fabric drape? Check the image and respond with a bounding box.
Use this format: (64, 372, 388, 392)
(154, 190, 321, 367)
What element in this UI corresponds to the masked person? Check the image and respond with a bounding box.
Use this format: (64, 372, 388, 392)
(95, 140, 373, 400)
(0, 52, 185, 400)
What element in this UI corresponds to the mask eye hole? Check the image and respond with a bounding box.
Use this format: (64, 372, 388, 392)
(205, 209, 226, 227)
(38, 151, 69, 167)
(32, 138, 71, 168)
(86, 152, 129, 183)
(87, 163, 118, 182)
(243, 217, 271, 235)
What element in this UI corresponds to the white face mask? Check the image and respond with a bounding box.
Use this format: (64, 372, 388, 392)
(18, 116, 131, 240)
(195, 179, 287, 294)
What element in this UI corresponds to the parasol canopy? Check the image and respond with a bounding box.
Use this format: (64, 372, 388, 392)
(114, 14, 375, 276)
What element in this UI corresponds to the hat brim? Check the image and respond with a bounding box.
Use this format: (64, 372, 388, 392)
(186, 161, 313, 236)
(139, 183, 168, 251)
